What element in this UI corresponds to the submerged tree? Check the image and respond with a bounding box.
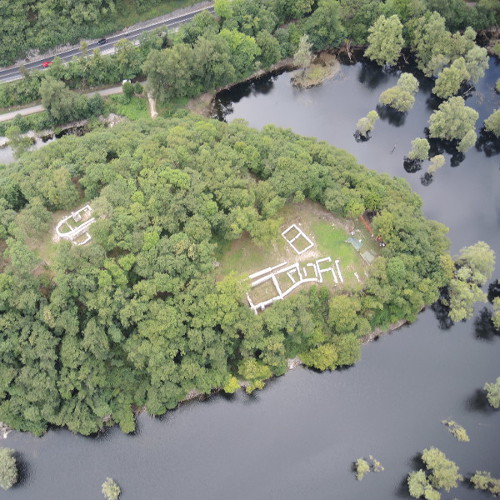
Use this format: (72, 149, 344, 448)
(421, 447, 462, 492)
(493, 297, 500, 331)
(380, 73, 419, 112)
(355, 458, 370, 480)
(407, 469, 440, 500)
(356, 110, 379, 137)
(470, 471, 500, 496)
(441, 419, 469, 442)
(102, 477, 121, 500)
(446, 241, 495, 322)
(429, 96, 478, 142)
(365, 14, 404, 66)
(408, 138, 430, 161)
(0, 448, 18, 491)
(484, 109, 500, 137)
(432, 57, 469, 99)
(427, 155, 445, 175)
(484, 377, 500, 409)
(464, 45, 489, 84)
(457, 129, 477, 153)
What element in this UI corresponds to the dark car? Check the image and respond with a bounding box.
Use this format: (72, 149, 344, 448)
(97, 38, 107, 46)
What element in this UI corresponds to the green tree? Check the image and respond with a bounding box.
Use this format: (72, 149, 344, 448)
(122, 81, 135, 101)
(339, 0, 382, 44)
(427, 155, 445, 174)
(455, 241, 495, 285)
(328, 294, 361, 334)
(275, 0, 314, 22)
(255, 31, 281, 68)
(40, 78, 88, 124)
(238, 358, 272, 393)
(300, 344, 338, 371)
(365, 15, 404, 66)
(484, 377, 500, 408)
(218, 29, 260, 78)
(408, 138, 430, 161)
(410, 12, 452, 76)
(143, 45, 197, 101)
(102, 477, 121, 500)
(304, 0, 345, 51)
(398, 73, 419, 94)
(484, 109, 500, 137)
(379, 87, 415, 112)
(429, 96, 479, 141)
(356, 110, 379, 137)
(380, 72, 419, 112)
(293, 34, 313, 74)
(464, 45, 489, 84)
(446, 241, 495, 322)
(355, 458, 370, 480)
(0, 448, 18, 490)
(432, 58, 470, 99)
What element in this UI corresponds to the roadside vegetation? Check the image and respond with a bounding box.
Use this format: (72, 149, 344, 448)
(1, 0, 498, 115)
(0, 0, 199, 67)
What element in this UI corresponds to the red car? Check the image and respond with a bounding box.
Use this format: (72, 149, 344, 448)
(42, 61, 52, 68)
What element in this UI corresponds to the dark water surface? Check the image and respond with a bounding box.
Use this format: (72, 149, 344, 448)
(5, 60, 500, 499)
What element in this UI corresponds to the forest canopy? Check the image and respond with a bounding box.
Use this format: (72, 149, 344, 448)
(0, 114, 453, 435)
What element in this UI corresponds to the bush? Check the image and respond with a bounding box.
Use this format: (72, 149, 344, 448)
(102, 477, 121, 500)
(0, 448, 18, 491)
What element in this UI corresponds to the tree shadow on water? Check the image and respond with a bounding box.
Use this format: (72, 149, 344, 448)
(403, 157, 422, 173)
(13, 451, 30, 488)
(474, 307, 498, 341)
(464, 388, 492, 413)
(420, 172, 433, 186)
(476, 128, 500, 157)
(357, 61, 391, 89)
(431, 300, 453, 330)
(376, 104, 406, 127)
(353, 131, 370, 143)
(449, 151, 465, 167)
(487, 280, 500, 303)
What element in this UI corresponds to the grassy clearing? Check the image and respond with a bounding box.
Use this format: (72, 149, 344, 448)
(218, 201, 382, 295)
(157, 97, 191, 117)
(107, 95, 150, 120)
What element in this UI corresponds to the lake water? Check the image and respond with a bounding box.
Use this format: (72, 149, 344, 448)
(4, 58, 500, 499)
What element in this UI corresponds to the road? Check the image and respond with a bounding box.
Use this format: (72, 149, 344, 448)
(0, 86, 123, 122)
(0, 4, 214, 84)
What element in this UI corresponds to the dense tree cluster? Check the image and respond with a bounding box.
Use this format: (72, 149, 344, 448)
(0, 115, 454, 435)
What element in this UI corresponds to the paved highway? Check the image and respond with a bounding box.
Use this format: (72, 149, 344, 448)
(0, 4, 214, 84)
